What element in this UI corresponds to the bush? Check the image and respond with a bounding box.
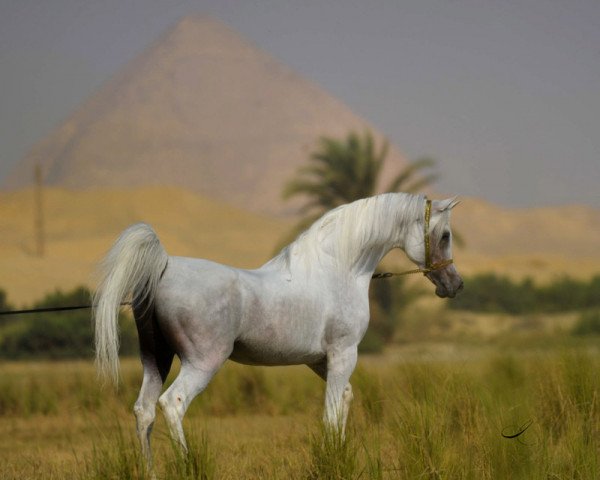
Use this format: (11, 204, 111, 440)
(449, 273, 600, 314)
(448, 274, 536, 314)
(571, 310, 600, 336)
(0, 289, 14, 327)
(364, 275, 423, 352)
(0, 289, 11, 310)
(358, 328, 385, 354)
(368, 276, 396, 343)
(0, 286, 138, 359)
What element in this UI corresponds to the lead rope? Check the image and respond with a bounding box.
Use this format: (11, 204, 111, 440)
(372, 199, 453, 279)
(0, 302, 131, 316)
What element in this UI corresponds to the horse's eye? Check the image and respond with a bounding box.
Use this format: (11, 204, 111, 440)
(441, 231, 451, 242)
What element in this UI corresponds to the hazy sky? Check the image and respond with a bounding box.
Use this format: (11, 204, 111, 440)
(1, 0, 599, 208)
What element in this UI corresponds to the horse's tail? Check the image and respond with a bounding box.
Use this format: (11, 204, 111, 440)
(93, 223, 168, 385)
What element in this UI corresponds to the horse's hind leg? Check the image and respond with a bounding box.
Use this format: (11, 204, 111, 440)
(158, 352, 229, 452)
(133, 311, 174, 470)
(134, 353, 173, 469)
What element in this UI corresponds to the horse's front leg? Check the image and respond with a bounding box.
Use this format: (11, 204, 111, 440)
(323, 346, 357, 436)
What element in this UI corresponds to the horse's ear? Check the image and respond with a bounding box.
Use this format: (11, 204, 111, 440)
(435, 196, 461, 212)
(448, 196, 461, 210)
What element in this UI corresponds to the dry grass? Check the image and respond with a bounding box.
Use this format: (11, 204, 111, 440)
(0, 342, 598, 479)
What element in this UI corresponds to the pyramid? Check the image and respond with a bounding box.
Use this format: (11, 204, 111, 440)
(5, 15, 409, 215)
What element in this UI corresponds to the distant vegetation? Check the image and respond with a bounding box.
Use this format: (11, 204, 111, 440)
(0, 286, 138, 359)
(449, 273, 600, 314)
(572, 310, 600, 336)
(0, 289, 12, 315)
(449, 273, 600, 337)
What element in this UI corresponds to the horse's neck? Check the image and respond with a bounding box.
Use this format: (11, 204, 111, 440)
(264, 193, 421, 281)
(350, 237, 399, 279)
(347, 198, 417, 278)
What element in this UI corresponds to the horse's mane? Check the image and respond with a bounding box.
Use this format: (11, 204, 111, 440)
(267, 193, 426, 276)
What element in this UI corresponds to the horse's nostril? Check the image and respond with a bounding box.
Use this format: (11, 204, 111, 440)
(458, 280, 464, 291)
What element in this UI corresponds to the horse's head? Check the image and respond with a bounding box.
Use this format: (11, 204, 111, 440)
(405, 197, 463, 298)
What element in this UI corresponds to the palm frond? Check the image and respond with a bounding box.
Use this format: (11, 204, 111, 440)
(385, 157, 436, 193)
(402, 173, 440, 194)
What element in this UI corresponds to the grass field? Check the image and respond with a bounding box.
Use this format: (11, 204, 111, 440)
(0, 338, 598, 479)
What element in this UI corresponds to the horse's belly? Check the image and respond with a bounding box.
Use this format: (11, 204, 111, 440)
(229, 338, 325, 366)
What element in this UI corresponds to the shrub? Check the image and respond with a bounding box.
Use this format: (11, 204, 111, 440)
(358, 328, 385, 354)
(0, 286, 138, 359)
(0, 289, 11, 309)
(571, 310, 600, 336)
(0, 289, 14, 327)
(449, 273, 600, 314)
(365, 275, 422, 352)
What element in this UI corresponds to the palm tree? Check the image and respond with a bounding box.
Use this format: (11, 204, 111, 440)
(282, 130, 438, 243)
(280, 131, 439, 351)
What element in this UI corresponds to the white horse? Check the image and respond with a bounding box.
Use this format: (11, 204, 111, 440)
(93, 193, 462, 467)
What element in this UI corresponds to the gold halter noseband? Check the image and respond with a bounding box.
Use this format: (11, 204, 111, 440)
(372, 199, 454, 279)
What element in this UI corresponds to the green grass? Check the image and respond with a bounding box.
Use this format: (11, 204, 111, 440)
(0, 343, 598, 479)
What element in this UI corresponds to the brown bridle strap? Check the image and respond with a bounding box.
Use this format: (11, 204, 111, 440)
(424, 198, 432, 270)
(372, 198, 453, 279)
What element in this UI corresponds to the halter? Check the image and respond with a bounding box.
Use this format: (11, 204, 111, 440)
(372, 198, 454, 279)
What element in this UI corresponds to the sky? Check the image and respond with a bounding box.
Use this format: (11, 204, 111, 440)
(1, 0, 599, 208)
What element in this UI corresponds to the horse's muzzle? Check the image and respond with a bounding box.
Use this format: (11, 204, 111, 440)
(435, 279, 463, 298)
(427, 265, 463, 299)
